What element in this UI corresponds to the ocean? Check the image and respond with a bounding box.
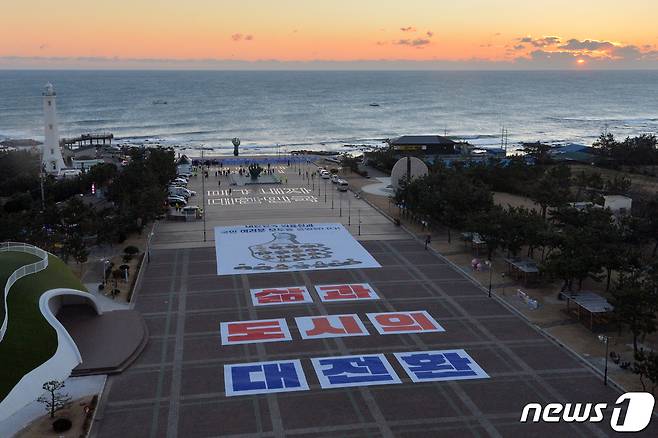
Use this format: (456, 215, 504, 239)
(1, 70, 657, 156)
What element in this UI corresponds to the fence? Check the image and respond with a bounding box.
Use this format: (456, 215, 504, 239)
(0, 242, 49, 342)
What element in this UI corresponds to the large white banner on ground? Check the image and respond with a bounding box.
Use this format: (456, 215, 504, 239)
(214, 223, 381, 275)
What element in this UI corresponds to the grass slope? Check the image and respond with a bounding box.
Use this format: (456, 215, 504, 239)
(0, 254, 87, 401)
(0, 252, 40, 325)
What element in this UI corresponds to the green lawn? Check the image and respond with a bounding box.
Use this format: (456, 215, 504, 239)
(0, 253, 87, 401)
(0, 251, 40, 324)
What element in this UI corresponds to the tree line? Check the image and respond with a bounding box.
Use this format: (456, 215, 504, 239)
(0, 147, 176, 263)
(394, 159, 658, 388)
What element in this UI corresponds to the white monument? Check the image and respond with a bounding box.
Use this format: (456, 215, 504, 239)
(42, 82, 66, 175)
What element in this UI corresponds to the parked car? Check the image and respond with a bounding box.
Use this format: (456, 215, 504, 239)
(337, 179, 349, 191)
(331, 174, 339, 184)
(167, 196, 187, 207)
(169, 187, 194, 198)
(169, 189, 190, 200)
(320, 171, 331, 179)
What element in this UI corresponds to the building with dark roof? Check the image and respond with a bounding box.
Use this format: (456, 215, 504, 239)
(389, 135, 457, 155)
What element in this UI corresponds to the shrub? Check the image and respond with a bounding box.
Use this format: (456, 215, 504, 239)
(124, 245, 139, 255)
(52, 418, 72, 433)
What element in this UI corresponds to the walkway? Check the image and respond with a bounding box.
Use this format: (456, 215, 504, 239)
(57, 305, 148, 375)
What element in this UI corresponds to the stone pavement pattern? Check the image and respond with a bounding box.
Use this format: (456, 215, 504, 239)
(91, 160, 657, 437)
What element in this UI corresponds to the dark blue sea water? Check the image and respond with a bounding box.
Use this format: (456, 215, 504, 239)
(1, 70, 657, 156)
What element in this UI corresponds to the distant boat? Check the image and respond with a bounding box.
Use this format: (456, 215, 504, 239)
(153, 100, 168, 105)
(369, 103, 380, 107)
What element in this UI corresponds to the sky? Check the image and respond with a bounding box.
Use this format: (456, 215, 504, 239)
(2, 0, 658, 69)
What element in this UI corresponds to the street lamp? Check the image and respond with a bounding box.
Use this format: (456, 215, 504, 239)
(339, 192, 342, 217)
(358, 209, 361, 235)
(147, 231, 154, 263)
(486, 260, 493, 297)
(598, 335, 610, 386)
(348, 196, 351, 225)
(101, 258, 110, 285)
(331, 186, 334, 209)
(324, 180, 327, 203)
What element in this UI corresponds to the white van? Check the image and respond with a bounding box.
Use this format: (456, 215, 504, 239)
(337, 179, 349, 191)
(182, 205, 202, 218)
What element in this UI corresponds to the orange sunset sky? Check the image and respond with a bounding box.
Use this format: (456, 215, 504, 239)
(2, 0, 658, 69)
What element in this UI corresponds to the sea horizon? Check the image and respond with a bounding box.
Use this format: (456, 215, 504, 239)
(2, 69, 657, 157)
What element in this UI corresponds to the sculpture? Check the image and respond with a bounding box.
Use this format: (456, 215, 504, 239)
(248, 163, 263, 180)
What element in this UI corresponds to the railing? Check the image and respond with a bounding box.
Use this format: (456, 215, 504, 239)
(0, 242, 49, 342)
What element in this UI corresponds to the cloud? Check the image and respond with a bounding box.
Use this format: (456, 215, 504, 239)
(510, 35, 658, 65)
(426, 31, 434, 38)
(39, 43, 48, 50)
(395, 38, 431, 48)
(559, 38, 614, 51)
(518, 36, 561, 47)
(643, 50, 658, 61)
(611, 45, 641, 60)
(400, 26, 416, 32)
(231, 33, 254, 42)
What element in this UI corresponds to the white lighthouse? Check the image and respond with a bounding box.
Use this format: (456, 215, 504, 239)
(42, 82, 66, 175)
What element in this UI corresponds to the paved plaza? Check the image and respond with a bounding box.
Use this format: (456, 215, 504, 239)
(91, 160, 656, 437)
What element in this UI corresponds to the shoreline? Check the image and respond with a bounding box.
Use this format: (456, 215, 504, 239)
(0, 134, 593, 159)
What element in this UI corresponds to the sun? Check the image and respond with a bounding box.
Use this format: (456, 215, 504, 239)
(576, 59, 586, 65)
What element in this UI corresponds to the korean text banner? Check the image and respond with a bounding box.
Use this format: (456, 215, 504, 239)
(214, 223, 381, 275)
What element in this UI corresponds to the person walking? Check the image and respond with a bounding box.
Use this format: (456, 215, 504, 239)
(425, 234, 431, 250)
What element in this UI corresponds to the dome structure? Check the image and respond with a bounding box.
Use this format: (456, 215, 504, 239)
(390, 156, 428, 191)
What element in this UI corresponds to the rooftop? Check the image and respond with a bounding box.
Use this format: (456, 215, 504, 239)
(390, 135, 456, 146)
